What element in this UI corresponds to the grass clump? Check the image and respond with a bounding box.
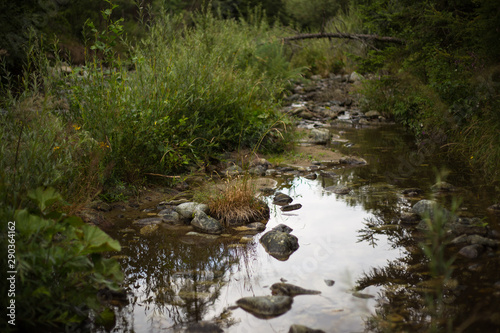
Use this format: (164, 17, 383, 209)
(201, 177, 270, 227)
(67, 7, 300, 182)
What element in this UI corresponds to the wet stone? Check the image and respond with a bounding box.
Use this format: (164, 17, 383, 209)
(236, 295, 293, 319)
(289, 324, 326, 333)
(319, 171, 338, 178)
(431, 181, 456, 192)
(273, 193, 293, 206)
(270, 282, 321, 297)
(260, 224, 299, 261)
(325, 185, 351, 194)
(158, 208, 181, 224)
(185, 231, 219, 240)
(133, 217, 163, 225)
(184, 322, 223, 333)
(191, 211, 223, 235)
(400, 212, 420, 224)
(175, 202, 209, 222)
(324, 279, 335, 287)
(458, 244, 483, 259)
(303, 173, 317, 180)
(402, 188, 424, 196)
(140, 224, 159, 236)
(281, 204, 302, 212)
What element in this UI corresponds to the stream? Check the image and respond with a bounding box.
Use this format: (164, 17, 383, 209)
(99, 124, 500, 332)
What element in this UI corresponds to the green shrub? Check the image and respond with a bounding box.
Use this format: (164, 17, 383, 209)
(3, 187, 123, 330)
(68, 7, 299, 181)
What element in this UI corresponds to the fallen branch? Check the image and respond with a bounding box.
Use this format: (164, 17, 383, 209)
(282, 32, 405, 45)
(144, 173, 181, 178)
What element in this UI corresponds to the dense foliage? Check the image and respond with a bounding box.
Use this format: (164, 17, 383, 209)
(356, 0, 500, 182)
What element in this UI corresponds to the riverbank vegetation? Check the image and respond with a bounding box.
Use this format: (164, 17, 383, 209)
(1, 0, 499, 330)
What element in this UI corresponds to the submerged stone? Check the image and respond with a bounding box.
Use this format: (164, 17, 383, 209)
(236, 295, 293, 319)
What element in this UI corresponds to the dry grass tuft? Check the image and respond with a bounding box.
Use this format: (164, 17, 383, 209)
(204, 177, 269, 227)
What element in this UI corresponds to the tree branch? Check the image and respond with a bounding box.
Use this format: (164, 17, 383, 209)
(282, 32, 406, 45)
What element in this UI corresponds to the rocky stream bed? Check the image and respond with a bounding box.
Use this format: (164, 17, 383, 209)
(83, 73, 500, 333)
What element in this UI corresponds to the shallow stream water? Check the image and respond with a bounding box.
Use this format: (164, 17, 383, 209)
(102, 124, 500, 332)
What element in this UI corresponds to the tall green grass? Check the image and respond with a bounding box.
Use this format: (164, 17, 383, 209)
(68, 8, 300, 182)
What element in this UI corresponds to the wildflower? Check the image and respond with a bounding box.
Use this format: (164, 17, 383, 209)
(73, 124, 81, 131)
(99, 142, 110, 149)
(470, 156, 473, 159)
(53, 146, 60, 151)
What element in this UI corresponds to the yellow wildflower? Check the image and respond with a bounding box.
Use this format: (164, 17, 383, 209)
(53, 146, 60, 151)
(73, 124, 81, 131)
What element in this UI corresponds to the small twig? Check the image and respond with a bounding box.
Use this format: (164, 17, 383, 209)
(144, 173, 181, 178)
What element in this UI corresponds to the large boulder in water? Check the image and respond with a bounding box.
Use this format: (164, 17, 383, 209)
(236, 295, 293, 319)
(260, 224, 299, 261)
(175, 202, 209, 223)
(191, 211, 223, 235)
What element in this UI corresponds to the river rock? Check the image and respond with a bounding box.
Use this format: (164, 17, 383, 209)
(402, 188, 424, 197)
(303, 173, 317, 180)
(289, 324, 325, 333)
(191, 211, 223, 235)
(184, 322, 223, 333)
(249, 165, 266, 176)
(325, 185, 351, 194)
(260, 224, 299, 261)
(348, 71, 364, 83)
(340, 156, 367, 165)
(185, 231, 219, 240)
(431, 181, 456, 192)
(324, 279, 335, 287)
(467, 234, 499, 247)
(223, 164, 243, 177)
(399, 212, 420, 224)
(273, 192, 293, 206)
(458, 244, 483, 259)
(412, 200, 443, 219)
(364, 110, 380, 119)
(245, 222, 267, 231)
(487, 203, 500, 214)
(158, 208, 181, 224)
(319, 170, 337, 178)
(236, 295, 293, 319)
(175, 202, 209, 223)
(309, 128, 330, 144)
(281, 204, 302, 212)
(133, 217, 164, 225)
(140, 224, 159, 236)
(270, 282, 321, 296)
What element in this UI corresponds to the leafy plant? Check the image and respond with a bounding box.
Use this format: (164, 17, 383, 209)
(13, 187, 123, 330)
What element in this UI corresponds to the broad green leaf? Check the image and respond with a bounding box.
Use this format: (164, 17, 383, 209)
(63, 215, 85, 228)
(15, 209, 52, 236)
(81, 225, 121, 254)
(27, 187, 63, 212)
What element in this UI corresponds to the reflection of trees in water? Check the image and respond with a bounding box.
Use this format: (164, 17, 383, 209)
(111, 230, 251, 330)
(356, 213, 500, 331)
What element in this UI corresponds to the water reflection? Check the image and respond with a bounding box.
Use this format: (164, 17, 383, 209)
(101, 124, 499, 332)
(105, 229, 248, 331)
